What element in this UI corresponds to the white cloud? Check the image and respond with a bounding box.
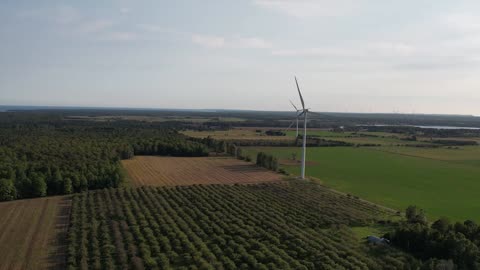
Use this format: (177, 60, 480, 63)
(252, 0, 358, 18)
(271, 42, 415, 58)
(192, 34, 225, 48)
(75, 18, 139, 42)
(101, 32, 137, 41)
(137, 24, 165, 32)
(192, 34, 272, 49)
(271, 47, 356, 57)
(120, 8, 130, 14)
(367, 42, 416, 57)
(17, 5, 80, 24)
(55, 6, 80, 24)
(233, 37, 272, 49)
(445, 13, 480, 33)
(79, 20, 114, 33)
(136, 24, 181, 36)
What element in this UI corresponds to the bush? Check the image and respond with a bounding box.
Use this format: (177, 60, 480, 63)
(0, 179, 16, 201)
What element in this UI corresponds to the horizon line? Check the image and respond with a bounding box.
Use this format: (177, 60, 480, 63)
(0, 104, 477, 118)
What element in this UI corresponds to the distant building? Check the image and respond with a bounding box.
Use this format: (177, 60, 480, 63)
(366, 236, 390, 245)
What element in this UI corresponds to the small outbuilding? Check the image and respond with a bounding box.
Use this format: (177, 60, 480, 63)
(366, 236, 390, 245)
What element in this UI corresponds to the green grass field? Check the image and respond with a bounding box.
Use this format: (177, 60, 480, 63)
(187, 128, 428, 146)
(286, 130, 430, 146)
(327, 136, 430, 146)
(285, 130, 354, 137)
(244, 146, 480, 222)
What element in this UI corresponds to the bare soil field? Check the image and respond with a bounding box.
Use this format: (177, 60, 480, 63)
(0, 196, 71, 270)
(122, 156, 284, 186)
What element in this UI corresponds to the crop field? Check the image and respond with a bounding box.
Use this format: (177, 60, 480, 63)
(122, 156, 283, 186)
(286, 131, 430, 146)
(187, 128, 428, 146)
(186, 128, 398, 140)
(183, 128, 294, 141)
(0, 196, 71, 270)
(183, 129, 419, 146)
(66, 182, 415, 270)
(244, 146, 480, 221)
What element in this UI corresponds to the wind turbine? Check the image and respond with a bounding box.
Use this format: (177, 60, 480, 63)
(289, 100, 301, 137)
(294, 76, 308, 180)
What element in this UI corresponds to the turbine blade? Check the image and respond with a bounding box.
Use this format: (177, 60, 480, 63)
(284, 120, 296, 132)
(295, 76, 305, 109)
(289, 100, 299, 111)
(297, 111, 305, 118)
(308, 111, 324, 117)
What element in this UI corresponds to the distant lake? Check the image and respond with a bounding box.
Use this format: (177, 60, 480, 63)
(365, 124, 480, 130)
(414, 125, 480, 130)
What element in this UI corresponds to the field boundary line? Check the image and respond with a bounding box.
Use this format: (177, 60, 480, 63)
(370, 147, 450, 162)
(307, 176, 400, 216)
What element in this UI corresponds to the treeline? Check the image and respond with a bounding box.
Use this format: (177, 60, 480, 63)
(431, 139, 478, 146)
(308, 137, 355, 147)
(256, 152, 279, 171)
(194, 136, 227, 153)
(213, 139, 295, 147)
(195, 136, 283, 173)
(362, 125, 480, 138)
(386, 206, 480, 269)
(196, 136, 281, 172)
(197, 137, 354, 148)
(265, 130, 286, 136)
(0, 121, 208, 201)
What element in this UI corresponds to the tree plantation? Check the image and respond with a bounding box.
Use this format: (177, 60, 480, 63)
(66, 182, 418, 270)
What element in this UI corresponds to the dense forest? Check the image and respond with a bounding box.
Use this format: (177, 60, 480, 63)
(0, 119, 208, 201)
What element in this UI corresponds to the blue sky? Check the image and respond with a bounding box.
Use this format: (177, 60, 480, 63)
(1, 1, 480, 115)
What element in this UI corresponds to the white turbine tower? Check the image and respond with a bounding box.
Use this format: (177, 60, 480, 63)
(295, 77, 308, 180)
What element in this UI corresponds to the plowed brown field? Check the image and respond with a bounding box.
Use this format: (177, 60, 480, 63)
(122, 156, 284, 186)
(0, 196, 71, 270)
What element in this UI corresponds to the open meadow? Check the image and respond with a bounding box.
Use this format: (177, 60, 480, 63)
(122, 156, 283, 186)
(183, 128, 295, 141)
(185, 128, 431, 146)
(0, 196, 71, 270)
(244, 146, 480, 221)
